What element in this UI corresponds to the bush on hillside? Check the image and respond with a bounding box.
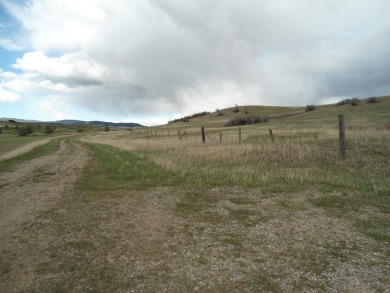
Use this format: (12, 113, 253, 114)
(168, 111, 210, 124)
(351, 98, 359, 106)
(367, 97, 378, 104)
(224, 115, 269, 127)
(216, 109, 224, 116)
(18, 127, 28, 136)
(337, 98, 352, 106)
(305, 105, 316, 112)
(44, 125, 54, 135)
(337, 97, 359, 106)
(18, 124, 34, 136)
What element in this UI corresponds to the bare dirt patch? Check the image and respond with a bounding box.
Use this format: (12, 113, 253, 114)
(1, 137, 388, 292)
(0, 138, 89, 291)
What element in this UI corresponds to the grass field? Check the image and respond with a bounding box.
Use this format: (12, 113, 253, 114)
(1, 96, 389, 291)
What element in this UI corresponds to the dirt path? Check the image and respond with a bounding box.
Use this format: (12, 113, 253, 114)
(1, 135, 388, 292)
(0, 138, 89, 290)
(0, 136, 65, 161)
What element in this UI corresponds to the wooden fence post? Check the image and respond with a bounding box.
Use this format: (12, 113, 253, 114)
(269, 129, 275, 144)
(201, 127, 206, 144)
(220, 133, 222, 144)
(239, 127, 242, 144)
(178, 131, 181, 139)
(339, 115, 346, 159)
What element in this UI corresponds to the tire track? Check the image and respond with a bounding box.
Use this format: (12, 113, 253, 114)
(0, 138, 89, 291)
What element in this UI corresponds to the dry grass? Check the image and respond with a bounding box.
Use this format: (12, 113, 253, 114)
(2, 98, 389, 292)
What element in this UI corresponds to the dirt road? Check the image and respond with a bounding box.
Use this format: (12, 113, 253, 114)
(0, 138, 89, 290)
(1, 136, 388, 292)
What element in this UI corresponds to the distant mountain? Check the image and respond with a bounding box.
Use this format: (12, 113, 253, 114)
(0, 118, 144, 127)
(55, 120, 144, 128)
(0, 118, 42, 123)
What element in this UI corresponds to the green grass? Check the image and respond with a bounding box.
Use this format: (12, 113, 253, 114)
(77, 142, 182, 192)
(0, 135, 48, 155)
(355, 216, 390, 242)
(0, 138, 62, 172)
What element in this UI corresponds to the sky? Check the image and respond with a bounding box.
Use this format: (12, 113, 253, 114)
(0, 0, 389, 126)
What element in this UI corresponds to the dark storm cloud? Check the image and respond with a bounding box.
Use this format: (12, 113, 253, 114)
(2, 0, 390, 118)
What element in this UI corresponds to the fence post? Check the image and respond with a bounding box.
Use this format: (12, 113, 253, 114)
(178, 131, 181, 139)
(239, 127, 242, 144)
(220, 133, 222, 144)
(339, 115, 346, 159)
(201, 127, 206, 144)
(269, 129, 275, 144)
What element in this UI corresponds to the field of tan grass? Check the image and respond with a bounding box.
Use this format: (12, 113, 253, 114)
(1, 96, 389, 292)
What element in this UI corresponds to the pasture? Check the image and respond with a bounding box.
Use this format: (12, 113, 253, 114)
(0, 97, 389, 292)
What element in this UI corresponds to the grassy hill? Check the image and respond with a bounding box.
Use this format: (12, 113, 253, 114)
(162, 95, 390, 128)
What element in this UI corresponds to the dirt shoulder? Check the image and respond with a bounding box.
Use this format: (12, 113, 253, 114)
(0, 138, 89, 290)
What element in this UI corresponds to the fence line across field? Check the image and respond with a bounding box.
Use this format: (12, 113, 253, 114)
(136, 116, 352, 159)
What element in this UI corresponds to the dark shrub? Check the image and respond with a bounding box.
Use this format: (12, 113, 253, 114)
(216, 109, 224, 116)
(26, 124, 34, 135)
(305, 105, 316, 112)
(44, 125, 54, 135)
(367, 97, 378, 103)
(224, 115, 269, 127)
(18, 124, 33, 136)
(337, 98, 354, 106)
(168, 111, 210, 124)
(18, 127, 28, 136)
(351, 98, 359, 106)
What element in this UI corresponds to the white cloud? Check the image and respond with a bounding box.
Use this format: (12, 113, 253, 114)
(126, 116, 171, 127)
(0, 87, 21, 103)
(177, 79, 262, 112)
(13, 51, 104, 87)
(0, 38, 25, 51)
(1, 0, 389, 122)
(32, 95, 74, 120)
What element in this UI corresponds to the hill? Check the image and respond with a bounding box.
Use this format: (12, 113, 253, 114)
(55, 120, 144, 128)
(0, 118, 144, 128)
(163, 95, 390, 128)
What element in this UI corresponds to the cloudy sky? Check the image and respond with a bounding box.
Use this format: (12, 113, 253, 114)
(0, 0, 389, 125)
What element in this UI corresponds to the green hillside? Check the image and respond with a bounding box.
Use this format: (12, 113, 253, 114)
(163, 95, 390, 129)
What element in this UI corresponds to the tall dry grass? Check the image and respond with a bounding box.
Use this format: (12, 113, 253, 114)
(81, 124, 390, 192)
